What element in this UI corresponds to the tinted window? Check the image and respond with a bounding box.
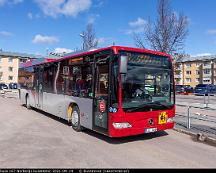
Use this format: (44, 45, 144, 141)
(196, 84, 208, 87)
(18, 67, 34, 89)
(54, 57, 94, 98)
(43, 64, 56, 93)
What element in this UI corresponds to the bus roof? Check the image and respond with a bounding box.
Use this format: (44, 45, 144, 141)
(20, 46, 171, 68)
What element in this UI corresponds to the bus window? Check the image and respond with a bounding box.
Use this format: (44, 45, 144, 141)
(43, 65, 55, 93)
(111, 56, 119, 108)
(95, 65, 108, 97)
(18, 67, 34, 89)
(70, 66, 81, 97)
(81, 66, 93, 98)
(70, 65, 93, 98)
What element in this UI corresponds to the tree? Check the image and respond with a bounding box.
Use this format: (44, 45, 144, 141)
(80, 23, 98, 50)
(134, 0, 189, 56)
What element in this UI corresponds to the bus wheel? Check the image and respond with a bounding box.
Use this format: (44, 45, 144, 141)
(71, 106, 82, 132)
(26, 95, 31, 109)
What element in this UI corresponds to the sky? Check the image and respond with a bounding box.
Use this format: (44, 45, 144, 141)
(0, 0, 216, 56)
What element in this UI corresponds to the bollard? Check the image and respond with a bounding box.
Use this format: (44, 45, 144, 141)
(207, 93, 210, 107)
(204, 93, 209, 108)
(187, 106, 191, 129)
(204, 94, 206, 105)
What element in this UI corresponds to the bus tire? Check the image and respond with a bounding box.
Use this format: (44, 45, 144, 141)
(26, 95, 31, 109)
(71, 105, 82, 132)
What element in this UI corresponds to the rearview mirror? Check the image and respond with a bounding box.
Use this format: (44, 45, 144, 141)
(120, 55, 128, 74)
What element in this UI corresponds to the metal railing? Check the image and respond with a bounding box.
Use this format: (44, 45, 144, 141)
(175, 102, 216, 138)
(176, 93, 216, 109)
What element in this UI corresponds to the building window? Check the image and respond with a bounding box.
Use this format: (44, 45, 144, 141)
(185, 63, 191, 67)
(204, 69, 211, 74)
(196, 70, 200, 75)
(8, 76, 13, 80)
(186, 78, 191, 83)
(8, 67, 13, 72)
(203, 79, 210, 83)
(196, 62, 200, 67)
(204, 62, 211, 66)
(176, 64, 182, 70)
(20, 58, 28, 63)
(8, 57, 13, 63)
(186, 71, 191, 75)
(196, 78, 200, 82)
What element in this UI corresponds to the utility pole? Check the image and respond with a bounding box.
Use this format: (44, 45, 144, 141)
(79, 32, 85, 50)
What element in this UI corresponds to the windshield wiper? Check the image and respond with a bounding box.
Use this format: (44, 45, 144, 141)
(152, 101, 173, 109)
(126, 102, 172, 112)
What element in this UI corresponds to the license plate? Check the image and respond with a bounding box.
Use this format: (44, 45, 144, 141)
(145, 128, 157, 133)
(158, 112, 167, 124)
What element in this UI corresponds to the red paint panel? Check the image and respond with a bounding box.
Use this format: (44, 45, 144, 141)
(108, 107, 175, 137)
(20, 46, 172, 68)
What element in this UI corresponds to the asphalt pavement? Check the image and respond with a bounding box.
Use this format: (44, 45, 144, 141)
(0, 96, 216, 168)
(175, 94, 216, 139)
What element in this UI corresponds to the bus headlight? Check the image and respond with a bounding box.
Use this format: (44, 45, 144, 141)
(167, 117, 174, 123)
(113, 122, 132, 129)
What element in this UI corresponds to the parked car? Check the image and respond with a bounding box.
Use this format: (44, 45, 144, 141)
(183, 85, 194, 93)
(176, 85, 194, 94)
(0, 83, 8, 90)
(194, 84, 216, 96)
(9, 83, 18, 89)
(176, 85, 185, 94)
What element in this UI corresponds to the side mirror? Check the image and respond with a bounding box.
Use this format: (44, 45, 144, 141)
(120, 56, 128, 74)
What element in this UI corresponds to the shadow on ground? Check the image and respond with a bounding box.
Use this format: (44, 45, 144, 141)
(83, 129, 169, 144)
(29, 106, 169, 145)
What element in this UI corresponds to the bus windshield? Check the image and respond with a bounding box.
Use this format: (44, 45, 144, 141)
(120, 51, 174, 112)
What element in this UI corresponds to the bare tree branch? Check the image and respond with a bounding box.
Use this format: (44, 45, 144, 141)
(81, 24, 98, 50)
(134, 0, 189, 56)
(133, 33, 145, 48)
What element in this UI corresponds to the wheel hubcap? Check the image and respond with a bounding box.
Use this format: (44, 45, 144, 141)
(72, 111, 78, 127)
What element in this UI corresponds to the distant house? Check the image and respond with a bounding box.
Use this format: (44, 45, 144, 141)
(0, 50, 42, 84)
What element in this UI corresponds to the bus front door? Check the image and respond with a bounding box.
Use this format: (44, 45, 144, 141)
(93, 63, 109, 134)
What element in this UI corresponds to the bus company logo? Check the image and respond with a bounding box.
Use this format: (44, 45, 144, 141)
(99, 101, 106, 113)
(148, 118, 154, 126)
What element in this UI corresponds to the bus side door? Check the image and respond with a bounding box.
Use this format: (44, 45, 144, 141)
(93, 57, 110, 134)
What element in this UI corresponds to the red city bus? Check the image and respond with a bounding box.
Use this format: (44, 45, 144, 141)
(18, 46, 175, 137)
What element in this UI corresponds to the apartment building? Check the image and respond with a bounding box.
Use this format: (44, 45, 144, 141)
(212, 61, 216, 84)
(175, 55, 216, 87)
(0, 51, 37, 84)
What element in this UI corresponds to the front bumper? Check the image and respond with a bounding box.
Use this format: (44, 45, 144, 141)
(109, 121, 174, 137)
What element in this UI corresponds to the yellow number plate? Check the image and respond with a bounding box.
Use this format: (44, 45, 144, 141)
(158, 112, 167, 124)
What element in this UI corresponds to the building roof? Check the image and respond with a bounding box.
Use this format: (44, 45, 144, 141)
(0, 50, 43, 59)
(20, 58, 57, 68)
(178, 55, 216, 63)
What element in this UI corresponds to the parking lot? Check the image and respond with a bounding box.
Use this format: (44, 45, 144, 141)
(175, 94, 216, 138)
(0, 95, 216, 168)
(176, 94, 216, 107)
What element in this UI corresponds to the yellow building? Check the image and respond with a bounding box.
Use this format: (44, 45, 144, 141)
(175, 55, 216, 87)
(0, 51, 35, 85)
